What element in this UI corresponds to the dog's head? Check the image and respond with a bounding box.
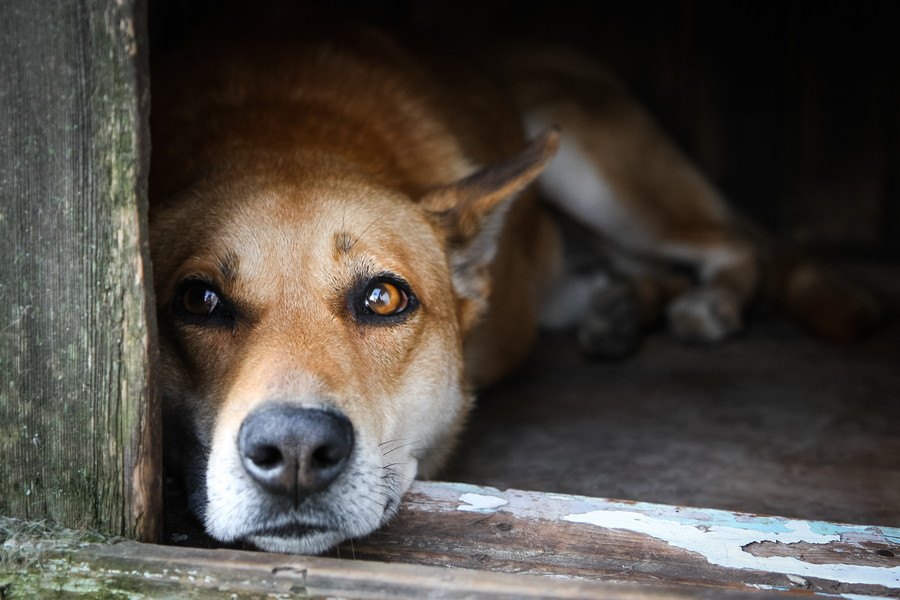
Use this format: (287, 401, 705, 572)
(150, 131, 557, 553)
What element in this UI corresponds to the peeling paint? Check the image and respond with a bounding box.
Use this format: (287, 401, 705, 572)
(745, 583, 788, 591)
(429, 483, 899, 547)
(414, 482, 900, 593)
(562, 509, 900, 588)
(457, 493, 508, 513)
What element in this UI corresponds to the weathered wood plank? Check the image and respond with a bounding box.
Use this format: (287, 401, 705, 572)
(0, 0, 160, 540)
(340, 482, 900, 598)
(7, 480, 898, 598)
(0, 522, 801, 599)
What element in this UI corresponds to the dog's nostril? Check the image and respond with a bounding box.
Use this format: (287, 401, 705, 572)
(311, 444, 341, 468)
(248, 445, 282, 469)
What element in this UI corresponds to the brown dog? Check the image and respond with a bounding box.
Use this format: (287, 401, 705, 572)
(150, 19, 876, 553)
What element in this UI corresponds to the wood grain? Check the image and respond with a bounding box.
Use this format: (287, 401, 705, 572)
(0, 0, 160, 541)
(339, 482, 900, 599)
(115, 480, 900, 598)
(0, 532, 805, 599)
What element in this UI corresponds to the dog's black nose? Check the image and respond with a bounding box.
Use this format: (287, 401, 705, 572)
(238, 404, 354, 500)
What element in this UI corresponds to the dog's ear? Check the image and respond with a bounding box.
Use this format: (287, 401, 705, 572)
(420, 127, 559, 331)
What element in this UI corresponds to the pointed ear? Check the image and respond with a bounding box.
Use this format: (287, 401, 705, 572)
(420, 127, 559, 330)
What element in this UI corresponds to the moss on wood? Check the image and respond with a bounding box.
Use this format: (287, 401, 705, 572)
(0, 0, 160, 540)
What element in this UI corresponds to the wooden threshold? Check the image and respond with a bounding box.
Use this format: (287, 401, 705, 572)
(0, 539, 789, 600)
(343, 481, 900, 598)
(4, 481, 899, 598)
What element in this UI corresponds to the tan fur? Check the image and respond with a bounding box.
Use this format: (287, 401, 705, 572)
(151, 22, 559, 552)
(151, 22, 876, 554)
(488, 45, 876, 344)
(486, 46, 759, 340)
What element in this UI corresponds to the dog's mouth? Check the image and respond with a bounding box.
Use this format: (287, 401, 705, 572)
(247, 522, 329, 538)
(241, 519, 346, 553)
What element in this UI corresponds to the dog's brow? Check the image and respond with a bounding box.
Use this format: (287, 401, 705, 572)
(334, 231, 355, 254)
(217, 251, 239, 283)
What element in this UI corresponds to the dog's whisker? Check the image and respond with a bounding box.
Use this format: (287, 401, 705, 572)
(381, 461, 408, 470)
(378, 437, 411, 449)
(380, 438, 422, 458)
(351, 215, 381, 248)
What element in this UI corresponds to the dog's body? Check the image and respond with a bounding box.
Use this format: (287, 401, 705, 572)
(150, 18, 876, 553)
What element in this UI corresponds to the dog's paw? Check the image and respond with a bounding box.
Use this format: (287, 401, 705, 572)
(577, 279, 642, 359)
(666, 286, 742, 344)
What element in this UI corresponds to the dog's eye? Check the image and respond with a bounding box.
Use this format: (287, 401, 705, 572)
(364, 280, 409, 316)
(175, 280, 235, 326)
(184, 283, 221, 316)
(351, 275, 418, 325)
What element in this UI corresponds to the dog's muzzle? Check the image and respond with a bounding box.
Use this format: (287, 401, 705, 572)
(202, 398, 396, 553)
(238, 403, 355, 503)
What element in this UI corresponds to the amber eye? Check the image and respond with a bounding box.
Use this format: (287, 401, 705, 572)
(364, 281, 409, 316)
(351, 274, 418, 325)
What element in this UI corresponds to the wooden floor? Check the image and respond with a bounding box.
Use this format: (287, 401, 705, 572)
(444, 262, 900, 528)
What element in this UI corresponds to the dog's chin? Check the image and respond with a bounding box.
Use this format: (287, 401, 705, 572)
(244, 527, 347, 554)
(239, 492, 404, 554)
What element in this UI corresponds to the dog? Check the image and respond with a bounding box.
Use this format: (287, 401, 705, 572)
(149, 16, 878, 554)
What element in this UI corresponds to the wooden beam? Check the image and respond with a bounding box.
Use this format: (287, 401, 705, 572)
(339, 482, 900, 598)
(0, 522, 793, 599)
(0, 0, 160, 541)
(5, 481, 898, 598)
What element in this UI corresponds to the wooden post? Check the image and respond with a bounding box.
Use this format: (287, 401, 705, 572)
(0, 0, 160, 541)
